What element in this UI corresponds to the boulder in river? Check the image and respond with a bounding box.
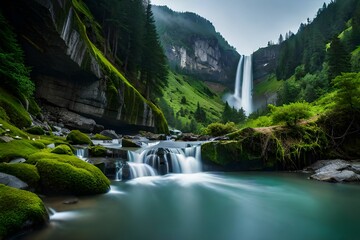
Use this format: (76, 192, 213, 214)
(307, 159, 360, 183)
(0, 172, 28, 189)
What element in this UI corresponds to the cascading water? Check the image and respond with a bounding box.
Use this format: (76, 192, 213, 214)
(224, 54, 253, 115)
(119, 142, 203, 180)
(76, 148, 88, 161)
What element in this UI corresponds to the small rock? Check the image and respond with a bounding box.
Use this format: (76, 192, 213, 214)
(63, 198, 79, 205)
(0, 172, 28, 189)
(14, 136, 22, 140)
(100, 130, 119, 139)
(9, 158, 26, 164)
(0, 136, 14, 143)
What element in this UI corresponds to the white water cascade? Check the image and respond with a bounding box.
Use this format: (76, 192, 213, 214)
(121, 142, 203, 179)
(224, 55, 253, 115)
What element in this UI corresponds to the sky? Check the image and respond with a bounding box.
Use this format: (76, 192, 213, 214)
(151, 0, 331, 55)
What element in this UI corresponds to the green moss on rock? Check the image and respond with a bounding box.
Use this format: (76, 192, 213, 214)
(0, 184, 48, 239)
(26, 126, 45, 135)
(122, 138, 139, 148)
(27, 152, 110, 195)
(51, 144, 74, 155)
(0, 140, 45, 163)
(89, 145, 107, 157)
(0, 163, 40, 189)
(66, 130, 92, 145)
(91, 134, 112, 141)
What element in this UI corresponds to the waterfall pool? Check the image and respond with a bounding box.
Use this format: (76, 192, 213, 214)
(18, 172, 360, 240)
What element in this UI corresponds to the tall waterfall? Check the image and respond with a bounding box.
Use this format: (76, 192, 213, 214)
(224, 54, 253, 115)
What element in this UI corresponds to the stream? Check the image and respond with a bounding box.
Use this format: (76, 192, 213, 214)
(17, 172, 360, 240)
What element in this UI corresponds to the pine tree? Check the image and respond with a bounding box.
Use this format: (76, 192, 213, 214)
(141, 2, 168, 100)
(327, 36, 351, 81)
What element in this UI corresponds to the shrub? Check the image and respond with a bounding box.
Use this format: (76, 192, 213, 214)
(26, 152, 110, 195)
(0, 163, 40, 189)
(66, 130, 92, 145)
(51, 144, 73, 155)
(203, 122, 237, 137)
(0, 184, 48, 239)
(269, 102, 312, 127)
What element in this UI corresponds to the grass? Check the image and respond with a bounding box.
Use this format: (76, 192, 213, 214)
(0, 184, 48, 239)
(162, 71, 224, 127)
(252, 75, 284, 97)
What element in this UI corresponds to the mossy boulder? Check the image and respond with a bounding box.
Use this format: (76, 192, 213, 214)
(122, 138, 140, 148)
(0, 184, 48, 239)
(89, 145, 107, 157)
(91, 134, 112, 141)
(51, 144, 74, 155)
(66, 130, 92, 145)
(27, 152, 110, 195)
(0, 163, 40, 189)
(25, 126, 45, 135)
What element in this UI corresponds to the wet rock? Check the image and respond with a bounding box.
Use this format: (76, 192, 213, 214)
(100, 130, 119, 139)
(9, 158, 27, 164)
(0, 172, 28, 189)
(308, 160, 360, 183)
(311, 170, 360, 183)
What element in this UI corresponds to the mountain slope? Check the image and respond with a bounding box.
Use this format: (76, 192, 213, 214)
(153, 5, 239, 85)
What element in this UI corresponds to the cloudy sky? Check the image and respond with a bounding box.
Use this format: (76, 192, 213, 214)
(151, 0, 331, 55)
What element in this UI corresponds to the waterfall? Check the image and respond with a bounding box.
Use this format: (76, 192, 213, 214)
(118, 143, 203, 180)
(224, 54, 253, 115)
(241, 55, 253, 115)
(76, 148, 88, 161)
(234, 55, 244, 98)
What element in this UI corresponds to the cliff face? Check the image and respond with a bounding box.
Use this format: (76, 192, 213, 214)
(153, 5, 239, 84)
(1, 0, 167, 133)
(252, 45, 280, 83)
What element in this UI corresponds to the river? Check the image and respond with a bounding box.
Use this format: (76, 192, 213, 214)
(18, 172, 360, 240)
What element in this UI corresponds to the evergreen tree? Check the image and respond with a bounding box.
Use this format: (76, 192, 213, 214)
(141, 2, 168, 100)
(327, 36, 351, 81)
(194, 102, 206, 123)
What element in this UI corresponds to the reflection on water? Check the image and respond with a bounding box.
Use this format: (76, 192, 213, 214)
(18, 172, 360, 240)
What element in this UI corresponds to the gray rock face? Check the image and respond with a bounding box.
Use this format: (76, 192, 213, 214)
(308, 160, 360, 183)
(100, 130, 120, 139)
(0, 173, 28, 189)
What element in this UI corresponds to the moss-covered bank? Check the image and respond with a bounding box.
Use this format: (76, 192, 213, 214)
(202, 123, 328, 171)
(0, 184, 48, 239)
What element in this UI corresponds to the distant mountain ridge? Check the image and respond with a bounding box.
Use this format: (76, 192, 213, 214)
(152, 5, 239, 84)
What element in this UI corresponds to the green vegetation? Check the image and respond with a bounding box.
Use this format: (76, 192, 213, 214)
(0, 140, 45, 163)
(66, 130, 92, 145)
(26, 126, 45, 135)
(91, 134, 112, 140)
(51, 144, 74, 155)
(0, 11, 34, 99)
(269, 102, 312, 127)
(0, 88, 31, 128)
(89, 145, 107, 157)
(27, 152, 110, 195)
(158, 71, 224, 132)
(203, 122, 237, 137)
(253, 75, 284, 97)
(0, 184, 48, 239)
(0, 163, 40, 189)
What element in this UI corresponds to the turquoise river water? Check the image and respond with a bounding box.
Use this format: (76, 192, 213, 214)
(18, 172, 360, 240)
